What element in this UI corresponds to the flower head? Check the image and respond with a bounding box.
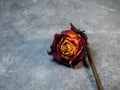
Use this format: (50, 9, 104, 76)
(48, 23, 87, 67)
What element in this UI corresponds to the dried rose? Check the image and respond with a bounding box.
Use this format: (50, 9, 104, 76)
(48, 23, 88, 67)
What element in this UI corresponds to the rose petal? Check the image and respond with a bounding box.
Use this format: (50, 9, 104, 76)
(61, 30, 77, 38)
(72, 48, 87, 66)
(52, 47, 61, 62)
(50, 34, 59, 51)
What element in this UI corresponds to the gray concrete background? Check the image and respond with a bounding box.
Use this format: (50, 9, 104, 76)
(0, 0, 120, 90)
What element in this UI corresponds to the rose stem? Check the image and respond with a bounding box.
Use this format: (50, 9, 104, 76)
(87, 45, 103, 90)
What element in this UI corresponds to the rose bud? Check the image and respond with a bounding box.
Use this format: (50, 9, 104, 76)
(48, 23, 88, 67)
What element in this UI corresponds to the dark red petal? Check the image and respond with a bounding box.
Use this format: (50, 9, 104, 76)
(60, 30, 76, 37)
(72, 47, 87, 66)
(50, 34, 63, 62)
(50, 34, 59, 52)
(52, 45, 62, 62)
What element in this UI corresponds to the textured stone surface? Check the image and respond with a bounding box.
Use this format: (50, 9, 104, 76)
(0, 0, 120, 90)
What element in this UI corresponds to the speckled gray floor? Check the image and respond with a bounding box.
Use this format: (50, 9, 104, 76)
(0, 0, 120, 90)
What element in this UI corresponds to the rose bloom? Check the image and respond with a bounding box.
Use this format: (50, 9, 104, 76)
(48, 24, 88, 67)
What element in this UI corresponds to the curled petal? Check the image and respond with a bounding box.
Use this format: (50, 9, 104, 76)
(52, 45, 62, 62)
(60, 30, 77, 38)
(50, 34, 59, 51)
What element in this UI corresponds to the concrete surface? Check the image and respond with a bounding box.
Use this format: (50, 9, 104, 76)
(0, 0, 120, 90)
